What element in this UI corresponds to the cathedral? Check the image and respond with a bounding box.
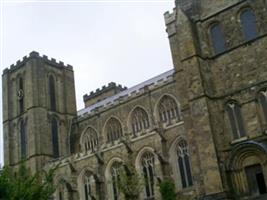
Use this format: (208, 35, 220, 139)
(2, 0, 267, 199)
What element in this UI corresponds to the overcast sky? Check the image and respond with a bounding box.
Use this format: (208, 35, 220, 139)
(0, 0, 175, 164)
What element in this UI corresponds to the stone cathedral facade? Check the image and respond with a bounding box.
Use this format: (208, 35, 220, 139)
(2, 0, 267, 199)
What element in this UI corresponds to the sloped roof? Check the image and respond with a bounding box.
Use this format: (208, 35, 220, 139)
(77, 69, 174, 117)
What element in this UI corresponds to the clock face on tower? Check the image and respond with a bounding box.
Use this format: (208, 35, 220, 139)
(17, 89, 24, 100)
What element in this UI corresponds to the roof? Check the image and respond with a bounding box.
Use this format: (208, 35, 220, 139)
(77, 69, 175, 117)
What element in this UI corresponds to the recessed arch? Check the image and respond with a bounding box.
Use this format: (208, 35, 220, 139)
(55, 178, 74, 200)
(135, 146, 160, 199)
(239, 7, 258, 41)
(128, 105, 150, 136)
(169, 136, 193, 190)
(103, 116, 124, 144)
(154, 94, 182, 125)
(225, 100, 246, 140)
(105, 157, 123, 200)
(135, 146, 156, 170)
(18, 118, 27, 160)
(256, 88, 267, 125)
(17, 75, 25, 114)
(48, 74, 57, 111)
(227, 141, 267, 170)
(77, 168, 97, 200)
(209, 22, 226, 55)
(226, 141, 267, 195)
(80, 126, 99, 152)
(51, 117, 60, 158)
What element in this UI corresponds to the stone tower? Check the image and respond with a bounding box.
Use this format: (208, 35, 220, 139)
(165, 0, 267, 198)
(2, 51, 77, 172)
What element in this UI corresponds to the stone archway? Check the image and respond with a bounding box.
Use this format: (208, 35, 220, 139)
(226, 141, 267, 197)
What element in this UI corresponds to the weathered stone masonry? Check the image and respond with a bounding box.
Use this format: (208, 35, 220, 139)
(3, 0, 267, 200)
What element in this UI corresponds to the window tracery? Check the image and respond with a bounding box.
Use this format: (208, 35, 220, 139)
(106, 118, 123, 144)
(141, 152, 155, 198)
(83, 174, 95, 200)
(131, 107, 150, 136)
(82, 127, 98, 152)
(111, 162, 121, 200)
(176, 139, 193, 188)
(226, 102, 246, 139)
(258, 90, 267, 124)
(158, 95, 181, 124)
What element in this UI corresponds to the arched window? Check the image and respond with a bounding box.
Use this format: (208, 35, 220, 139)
(82, 127, 98, 152)
(177, 139, 193, 188)
(141, 152, 155, 198)
(58, 185, 64, 200)
(57, 181, 65, 200)
(57, 180, 72, 200)
(158, 95, 181, 124)
(51, 118, 59, 158)
(83, 174, 95, 200)
(49, 75, 56, 111)
(258, 90, 267, 123)
(131, 107, 150, 136)
(18, 77, 24, 114)
(111, 162, 121, 200)
(240, 9, 258, 41)
(106, 118, 123, 144)
(20, 120, 27, 159)
(226, 102, 246, 139)
(210, 23, 226, 54)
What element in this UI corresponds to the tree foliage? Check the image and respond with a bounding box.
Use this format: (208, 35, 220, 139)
(159, 178, 176, 200)
(0, 164, 57, 200)
(116, 158, 144, 200)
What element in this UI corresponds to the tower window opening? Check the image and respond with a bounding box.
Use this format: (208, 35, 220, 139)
(240, 9, 258, 41)
(210, 23, 226, 55)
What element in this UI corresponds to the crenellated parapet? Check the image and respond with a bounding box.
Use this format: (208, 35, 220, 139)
(83, 82, 127, 108)
(78, 69, 174, 119)
(164, 9, 177, 37)
(2, 51, 73, 75)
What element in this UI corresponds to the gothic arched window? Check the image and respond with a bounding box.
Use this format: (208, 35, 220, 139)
(49, 75, 56, 111)
(141, 152, 155, 198)
(226, 102, 246, 139)
(111, 162, 121, 200)
(210, 23, 226, 54)
(18, 77, 24, 114)
(57, 180, 72, 200)
(158, 95, 181, 124)
(177, 139, 193, 188)
(240, 9, 258, 41)
(131, 107, 150, 136)
(83, 174, 95, 200)
(20, 120, 27, 159)
(58, 181, 65, 200)
(258, 90, 267, 123)
(51, 118, 59, 158)
(82, 127, 98, 152)
(106, 118, 123, 144)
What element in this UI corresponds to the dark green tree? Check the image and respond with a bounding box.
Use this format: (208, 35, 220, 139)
(116, 158, 144, 200)
(159, 178, 176, 200)
(0, 164, 57, 200)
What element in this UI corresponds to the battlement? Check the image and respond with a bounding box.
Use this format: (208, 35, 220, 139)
(83, 82, 127, 108)
(164, 8, 176, 25)
(78, 69, 174, 118)
(2, 51, 73, 75)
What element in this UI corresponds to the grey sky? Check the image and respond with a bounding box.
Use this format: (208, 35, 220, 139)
(0, 0, 174, 164)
